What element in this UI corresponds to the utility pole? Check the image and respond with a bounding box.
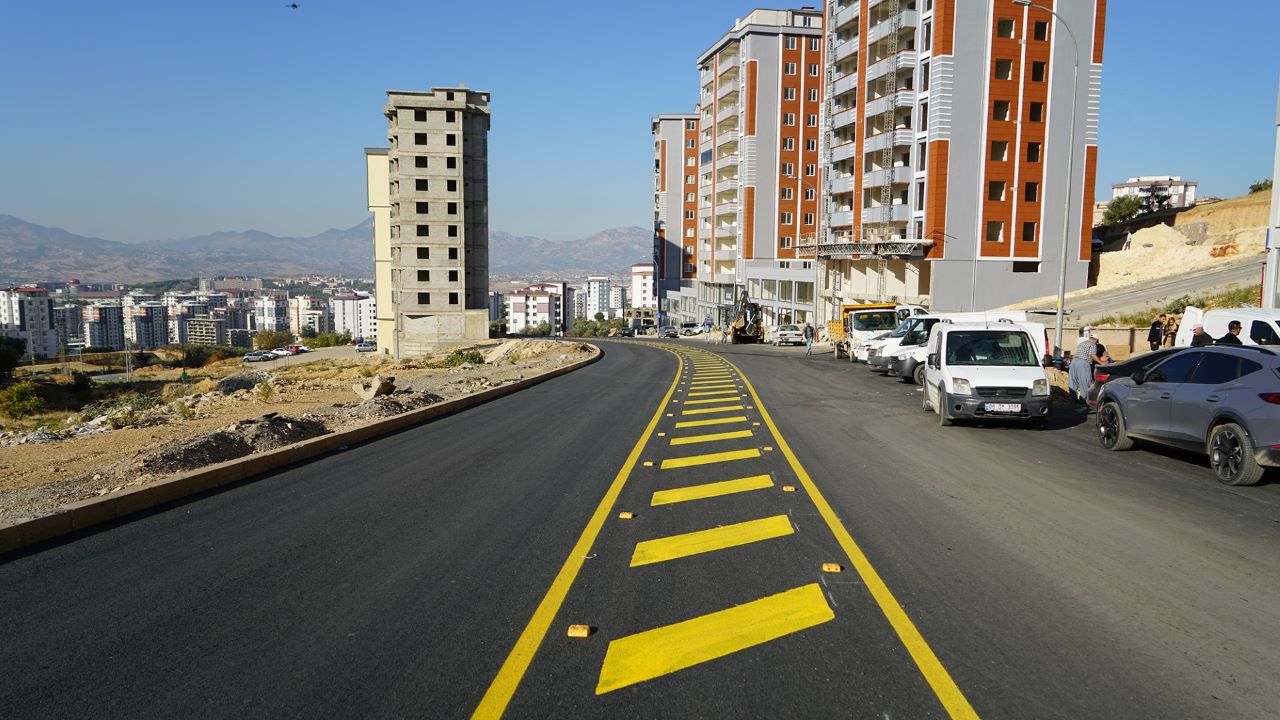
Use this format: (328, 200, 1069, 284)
(1263, 77, 1280, 309)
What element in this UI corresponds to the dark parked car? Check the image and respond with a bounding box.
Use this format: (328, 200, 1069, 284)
(1096, 345, 1280, 485)
(617, 327, 635, 337)
(659, 327, 679, 339)
(1086, 347, 1183, 407)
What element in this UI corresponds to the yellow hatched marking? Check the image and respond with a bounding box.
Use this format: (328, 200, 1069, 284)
(674, 416, 748, 428)
(650, 474, 774, 506)
(680, 405, 745, 416)
(660, 447, 760, 469)
(687, 389, 739, 397)
(595, 583, 833, 694)
(669, 429, 753, 446)
(630, 514, 793, 567)
(683, 397, 743, 405)
(687, 382, 736, 389)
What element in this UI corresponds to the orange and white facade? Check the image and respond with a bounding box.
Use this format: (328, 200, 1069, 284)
(651, 113, 700, 325)
(816, 0, 1106, 314)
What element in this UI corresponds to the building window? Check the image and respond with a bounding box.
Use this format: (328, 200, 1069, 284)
(805, 163, 816, 176)
(996, 18, 1015, 38)
(447, 179, 457, 192)
(806, 114, 818, 126)
(804, 187, 815, 200)
(446, 133, 457, 146)
(447, 202, 458, 214)
(920, 61, 930, 92)
(685, 210, 696, 219)
(1027, 142, 1042, 162)
(808, 63, 819, 76)
(922, 21, 932, 51)
(449, 292, 459, 305)
(985, 221, 1004, 243)
(784, 62, 797, 75)
(415, 156, 428, 168)
(446, 91, 455, 100)
(418, 293, 431, 305)
(416, 247, 429, 258)
(415, 133, 428, 145)
(449, 269, 459, 282)
(685, 227, 695, 237)
(686, 138, 696, 148)
(783, 137, 795, 151)
(686, 156, 696, 166)
(448, 225, 458, 237)
(988, 181, 1006, 201)
(919, 102, 929, 131)
(990, 140, 1009, 161)
(1031, 61, 1046, 82)
(803, 212, 815, 225)
(416, 225, 430, 237)
(687, 120, 697, 130)
(416, 179, 429, 191)
(809, 38, 819, 51)
(446, 156, 457, 169)
(686, 174, 695, 184)
(781, 236, 793, 248)
(1024, 182, 1040, 202)
(446, 110, 456, 123)
(686, 192, 696, 201)
(808, 88, 818, 102)
(993, 100, 1011, 121)
(784, 87, 796, 100)
(916, 181, 926, 210)
(1034, 20, 1049, 41)
(414, 109, 427, 122)
(786, 36, 797, 50)
(806, 138, 817, 151)
(1029, 102, 1044, 122)
(448, 247, 459, 260)
(781, 187, 794, 200)
(1022, 221, 1037, 242)
(781, 212, 794, 224)
(783, 113, 796, 126)
(416, 202, 429, 213)
(417, 270, 430, 281)
(995, 59, 1013, 81)
(782, 162, 795, 175)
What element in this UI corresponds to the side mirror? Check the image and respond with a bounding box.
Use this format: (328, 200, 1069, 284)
(1131, 370, 1147, 385)
(1042, 354, 1054, 368)
(927, 352, 939, 369)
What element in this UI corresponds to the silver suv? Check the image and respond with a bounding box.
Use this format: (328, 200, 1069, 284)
(1096, 346, 1280, 485)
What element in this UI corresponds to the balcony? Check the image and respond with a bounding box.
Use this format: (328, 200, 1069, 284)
(718, 58, 739, 78)
(831, 72, 858, 98)
(717, 130, 739, 147)
(863, 166, 913, 188)
(829, 141, 856, 164)
(864, 90, 915, 117)
(831, 107, 858, 130)
(716, 104, 737, 124)
(863, 129, 914, 153)
(715, 201, 739, 216)
(829, 211, 854, 227)
(865, 51, 918, 84)
(867, 9, 919, 45)
(832, 37, 858, 63)
(717, 79, 739, 99)
(862, 204, 911, 224)
(831, 2, 859, 30)
(829, 174, 856, 194)
(714, 224, 738, 238)
(714, 153, 739, 171)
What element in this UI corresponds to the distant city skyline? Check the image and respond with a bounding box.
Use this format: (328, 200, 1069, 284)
(1, 0, 1277, 244)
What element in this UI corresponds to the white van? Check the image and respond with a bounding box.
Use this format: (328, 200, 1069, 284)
(1174, 307, 1280, 347)
(845, 304, 928, 362)
(922, 321, 1054, 427)
(870, 311, 1031, 383)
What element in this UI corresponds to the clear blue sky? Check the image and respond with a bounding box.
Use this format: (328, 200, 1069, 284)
(1, 0, 1277, 243)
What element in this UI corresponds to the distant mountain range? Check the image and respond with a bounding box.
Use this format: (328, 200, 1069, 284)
(0, 214, 651, 284)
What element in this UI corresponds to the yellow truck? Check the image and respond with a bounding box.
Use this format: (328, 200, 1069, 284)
(828, 303, 927, 360)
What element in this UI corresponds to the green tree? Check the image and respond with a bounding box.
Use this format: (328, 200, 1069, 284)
(299, 326, 317, 339)
(1102, 195, 1144, 226)
(0, 337, 25, 379)
(536, 321, 551, 336)
(0, 380, 44, 419)
(253, 330, 295, 350)
(489, 320, 508, 337)
(593, 311, 605, 322)
(1250, 178, 1272, 194)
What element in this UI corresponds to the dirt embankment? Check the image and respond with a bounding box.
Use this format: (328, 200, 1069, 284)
(0, 339, 593, 524)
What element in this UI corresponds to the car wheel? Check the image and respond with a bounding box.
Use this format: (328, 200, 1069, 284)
(938, 387, 953, 426)
(1096, 401, 1133, 451)
(911, 363, 926, 387)
(1209, 423, 1266, 486)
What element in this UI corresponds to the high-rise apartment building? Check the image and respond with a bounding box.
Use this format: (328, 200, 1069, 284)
(183, 315, 228, 346)
(254, 295, 289, 333)
(131, 303, 170, 349)
(813, 0, 1105, 316)
(631, 263, 657, 309)
(367, 86, 491, 357)
(85, 304, 125, 350)
(0, 287, 59, 359)
(651, 113, 701, 325)
(585, 276, 611, 319)
(505, 287, 562, 336)
(697, 8, 824, 326)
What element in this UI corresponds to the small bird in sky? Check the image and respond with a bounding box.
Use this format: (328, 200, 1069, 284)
(286, 2, 299, 8)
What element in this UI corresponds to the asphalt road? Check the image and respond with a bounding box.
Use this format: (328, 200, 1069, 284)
(1071, 255, 1265, 322)
(3, 339, 1279, 718)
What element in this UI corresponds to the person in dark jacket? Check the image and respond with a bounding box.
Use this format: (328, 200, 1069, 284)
(1216, 320, 1243, 345)
(1190, 324, 1214, 347)
(1147, 314, 1166, 351)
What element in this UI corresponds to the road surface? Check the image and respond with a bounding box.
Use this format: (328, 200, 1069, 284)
(3, 339, 1278, 718)
(1069, 256, 1265, 322)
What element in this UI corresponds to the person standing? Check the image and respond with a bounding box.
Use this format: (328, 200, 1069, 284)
(1190, 324, 1213, 347)
(1069, 328, 1104, 403)
(1148, 314, 1166, 351)
(1216, 320, 1243, 345)
(802, 321, 815, 356)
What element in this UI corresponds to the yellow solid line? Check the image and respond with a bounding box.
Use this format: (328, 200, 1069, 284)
(630, 514, 793, 567)
(660, 447, 760, 469)
(669, 429, 753, 446)
(674, 416, 748, 428)
(471, 354, 684, 720)
(683, 397, 743, 405)
(650, 474, 774, 505)
(595, 583, 833, 694)
(681, 405, 745, 416)
(728, 359, 981, 719)
(687, 389, 739, 397)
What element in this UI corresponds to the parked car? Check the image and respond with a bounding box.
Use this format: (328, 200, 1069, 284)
(1174, 306, 1280, 347)
(659, 327, 679, 339)
(922, 321, 1054, 428)
(772, 324, 804, 346)
(617, 327, 635, 337)
(355, 341, 377, 352)
(1096, 345, 1280, 485)
(288, 344, 311, 353)
(679, 322, 703, 336)
(883, 312, 1038, 386)
(1086, 347, 1183, 408)
(243, 351, 272, 362)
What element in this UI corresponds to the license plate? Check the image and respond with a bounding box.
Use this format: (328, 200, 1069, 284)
(984, 403, 1022, 413)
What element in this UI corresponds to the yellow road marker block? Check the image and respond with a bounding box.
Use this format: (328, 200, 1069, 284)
(630, 514, 794, 567)
(683, 397, 744, 406)
(752, 422, 761, 426)
(660, 447, 761, 469)
(782, 485, 796, 492)
(822, 563, 844, 573)
(650, 474, 774, 506)
(567, 624, 593, 638)
(763, 446, 774, 452)
(669, 429, 753, 446)
(618, 511, 635, 520)
(595, 583, 834, 694)
(643, 461, 654, 467)
(680, 404, 746, 416)
(674, 416, 748, 429)
(657, 432, 667, 437)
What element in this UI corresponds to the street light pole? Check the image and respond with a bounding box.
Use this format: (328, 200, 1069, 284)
(1016, 0, 1079, 356)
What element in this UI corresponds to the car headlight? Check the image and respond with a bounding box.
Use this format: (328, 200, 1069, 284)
(1031, 378, 1049, 396)
(952, 378, 972, 395)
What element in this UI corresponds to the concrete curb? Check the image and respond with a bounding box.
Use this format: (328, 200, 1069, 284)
(0, 343, 602, 557)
